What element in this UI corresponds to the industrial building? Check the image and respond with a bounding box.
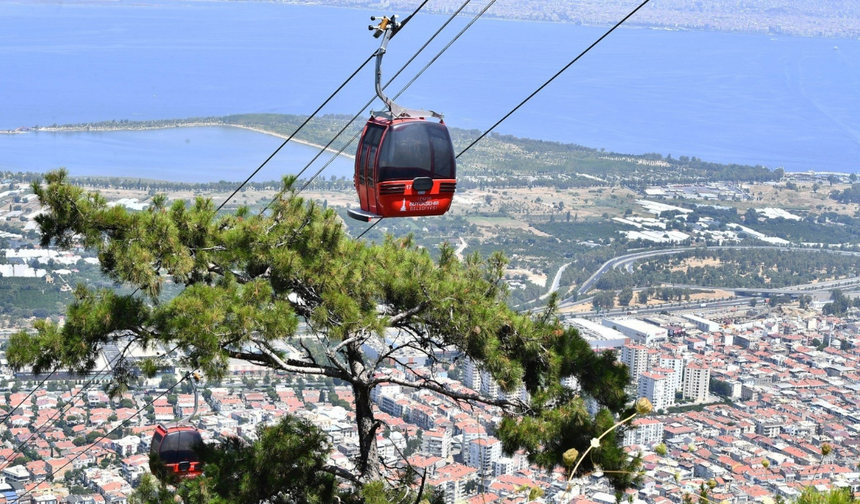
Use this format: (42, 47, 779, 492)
(602, 318, 668, 345)
(568, 318, 628, 349)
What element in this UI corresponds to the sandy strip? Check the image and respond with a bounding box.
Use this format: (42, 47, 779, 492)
(9, 122, 356, 160)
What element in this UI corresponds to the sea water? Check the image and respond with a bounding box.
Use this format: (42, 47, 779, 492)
(1, 0, 859, 181)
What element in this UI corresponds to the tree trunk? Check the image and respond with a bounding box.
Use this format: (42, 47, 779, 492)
(353, 381, 381, 482)
(348, 341, 381, 482)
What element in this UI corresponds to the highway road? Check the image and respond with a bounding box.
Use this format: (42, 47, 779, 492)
(561, 296, 755, 320)
(575, 245, 860, 296)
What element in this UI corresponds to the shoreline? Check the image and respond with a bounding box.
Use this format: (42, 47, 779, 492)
(228, 124, 355, 161)
(3, 122, 356, 161)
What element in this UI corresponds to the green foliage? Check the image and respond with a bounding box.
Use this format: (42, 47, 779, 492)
(0, 278, 72, 319)
(532, 221, 625, 241)
(49, 115, 783, 188)
(830, 184, 860, 204)
(794, 487, 858, 504)
(129, 474, 177, 504)
(159, 374, 177, 390)
(266, 387, 279, 402)
(592, 291, 616, 311)
(497, 352, 637, 493)
(404, 430, 423, 457)
(12, 170, 637, 492)
(70, 485, 91, 495)
(134, 416, 343, 504)
(617, 287, 634, 307)
(823, 289, 860, 316)
(748, 216, 860, 244)
(709, 377, 733, 398)
(198, 416, 335, 504)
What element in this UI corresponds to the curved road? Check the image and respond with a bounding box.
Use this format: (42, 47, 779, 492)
(575, 245, 860, 296)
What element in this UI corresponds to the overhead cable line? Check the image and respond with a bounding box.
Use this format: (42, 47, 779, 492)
(287, 0, 478, 197)
(1, 372, 56, 426)
(216, 56, 372, 212)
(357, 218, 384, 239)
(456, 0, 653, 158)
(3, 363, 119, 468)
(389, 0, 497, 112)
(291, 0, 497, 199)
(216, 0, 432, 212)
(348, 0, 640, 239)
(3, 340, 182, 469)
(15, 371, 194, 503)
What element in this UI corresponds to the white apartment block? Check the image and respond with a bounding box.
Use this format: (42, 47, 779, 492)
(462, 358, 481, 392)
(479, 370, 499, 399)
(638, 371, 674, 413)
(468, 436, 503, 475)
(650, 366, 678, 404)
(422, 428, 452, 459)
(370, 383, 401, 404)
(379, 395, 405, 417)
(621, 344, 650, 378)
(493, 457, 515, 477)
(460, 424, 486, 465)
(683, 361, 710, 402)
(659, 354, 685, 391)
(426, 464, 478, 504)
(682, 314, 720, 333)
(561, 375, 579, 392)
(622, 418, 664, 447)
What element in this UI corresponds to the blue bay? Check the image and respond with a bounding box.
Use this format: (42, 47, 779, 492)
(0, 127, 355, 182)
(1, 0, 859, 179)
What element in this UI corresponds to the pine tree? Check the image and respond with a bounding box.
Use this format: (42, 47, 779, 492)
(9, 170, 639, 492)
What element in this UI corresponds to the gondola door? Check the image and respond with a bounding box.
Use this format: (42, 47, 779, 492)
(355, 123, 385, 217)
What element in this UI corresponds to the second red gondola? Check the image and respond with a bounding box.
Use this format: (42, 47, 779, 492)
(150, 423, 204, 478)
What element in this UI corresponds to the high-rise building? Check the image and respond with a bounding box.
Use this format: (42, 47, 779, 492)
(422, 428, 452, 459)
(622, 418, 665, 447)
(462, 358, 481, 392)
(468, 437, 503, 477)
(683, 361, 710, 402)
(621, 343, 650, 378)
(638, 371, 674, 412)
(479, 370, 499, 399)
(659, 354, 685, 391)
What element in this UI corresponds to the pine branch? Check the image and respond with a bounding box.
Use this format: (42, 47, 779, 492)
(388, 301, 428, 325)
(372, 375, 529, 413)
(320, 464, 361, 485)
(251, 339, 350, 381)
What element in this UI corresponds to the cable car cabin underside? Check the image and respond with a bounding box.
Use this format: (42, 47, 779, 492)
(348, 115, 456, 222)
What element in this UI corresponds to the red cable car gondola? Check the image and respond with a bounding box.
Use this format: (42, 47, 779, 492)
(149, 373, 204, 479)
(348, 16, 456, 222)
